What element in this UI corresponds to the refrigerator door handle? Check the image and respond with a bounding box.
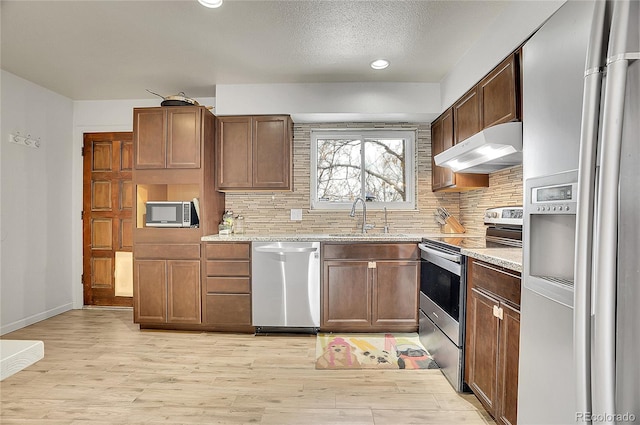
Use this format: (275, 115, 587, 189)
(574, 1, 610, 420)
(593, 1, 634, 421)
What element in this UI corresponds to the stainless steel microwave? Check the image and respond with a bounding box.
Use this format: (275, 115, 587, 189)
(145, 201, 199, 228)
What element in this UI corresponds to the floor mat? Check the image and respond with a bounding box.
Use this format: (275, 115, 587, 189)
(315, 332, 438, 370)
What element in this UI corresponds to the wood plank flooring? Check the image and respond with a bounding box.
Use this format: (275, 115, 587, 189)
(0, 309, 495, 425)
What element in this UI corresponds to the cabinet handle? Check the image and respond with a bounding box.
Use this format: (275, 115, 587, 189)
(493, 305, 504, 320)
(368, 261, 377, 269)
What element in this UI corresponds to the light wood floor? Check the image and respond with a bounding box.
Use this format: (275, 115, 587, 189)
(0, 309, 495, 425)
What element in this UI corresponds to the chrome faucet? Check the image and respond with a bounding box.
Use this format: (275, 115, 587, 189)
(350, 197, 374, 233)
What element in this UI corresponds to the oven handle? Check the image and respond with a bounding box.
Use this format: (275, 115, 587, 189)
(418, 243, 461, 263)
(418, 244, 462, 277)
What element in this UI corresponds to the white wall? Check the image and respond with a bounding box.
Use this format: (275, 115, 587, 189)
(440, 0, 565, 110)
(70, 97, 215, 309)
(215, 83, 441, 123)
(0, 71, 74, 334)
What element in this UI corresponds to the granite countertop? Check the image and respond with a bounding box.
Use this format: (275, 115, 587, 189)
(202, 233, 429, 243)
(461, 247, 523, 273)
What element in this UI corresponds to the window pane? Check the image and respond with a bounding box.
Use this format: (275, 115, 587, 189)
(364, 139, 406, 202)
(316, 138, 362, 202)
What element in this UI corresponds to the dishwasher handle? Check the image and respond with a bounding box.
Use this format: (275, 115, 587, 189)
(254, 246, 318, 254)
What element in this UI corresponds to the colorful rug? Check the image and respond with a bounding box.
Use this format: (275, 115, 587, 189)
(315, 333, 438, 370)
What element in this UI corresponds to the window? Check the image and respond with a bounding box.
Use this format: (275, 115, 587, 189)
(311, 130, 416, 210)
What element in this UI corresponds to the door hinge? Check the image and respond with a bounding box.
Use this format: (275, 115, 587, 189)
(81, 210, 84, 220)
(81, 146, 85, 156)
(493, 305, 504, 320)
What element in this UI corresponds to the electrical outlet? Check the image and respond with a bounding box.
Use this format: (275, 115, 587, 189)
(290, 209, 302, 221)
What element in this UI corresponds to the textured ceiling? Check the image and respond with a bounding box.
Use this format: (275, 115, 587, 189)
(1, 0, 509, 100)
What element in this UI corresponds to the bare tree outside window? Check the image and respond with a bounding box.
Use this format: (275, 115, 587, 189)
(316, 137, 407, 203)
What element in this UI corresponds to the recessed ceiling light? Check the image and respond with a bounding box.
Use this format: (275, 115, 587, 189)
(198, 0, 223, 8)
(370, 59, 390, 70)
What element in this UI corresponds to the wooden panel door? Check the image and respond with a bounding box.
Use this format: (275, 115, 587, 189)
(167, 260, 201, 324)
(454, 86, 481, 144)
(83, 132, 133, 307)
(134, 108, 165, 169)
(167, 108, 201, 169)
(322, 261, 370, 329)
(497, 302, 520, 425)
(372, 261, 419, 329)
(134, 259, 166, 323)
(217, 116, 252, 189)
(467, 287, 500, 413)
(480, 54, 519, 129)
(252, 116, 291, 189)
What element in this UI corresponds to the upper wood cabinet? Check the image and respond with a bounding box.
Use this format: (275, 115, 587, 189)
(431, 108, 488, 192)
(479, 53, 521, 129)
(133, 107, 202, 169)
(430, 50, 521, 192)
(454, 86, 481, 144)
(216, 115, 293, 191)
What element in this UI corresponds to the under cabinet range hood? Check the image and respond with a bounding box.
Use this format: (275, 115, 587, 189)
(434, 122, 523, 174)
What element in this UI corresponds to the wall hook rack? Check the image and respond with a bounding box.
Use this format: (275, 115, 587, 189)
(9, 132, 41, 149)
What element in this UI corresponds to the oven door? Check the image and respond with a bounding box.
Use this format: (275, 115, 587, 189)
(418, 243, 463, 346)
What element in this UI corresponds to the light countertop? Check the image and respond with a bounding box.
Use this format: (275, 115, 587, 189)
(461, 247, 523, 273)
(201, 233, 454, 243)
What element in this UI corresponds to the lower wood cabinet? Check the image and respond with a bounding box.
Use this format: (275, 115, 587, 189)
(134, 244, 202, 325)
(202, 242, 253, 330)
(465, 259, 521, 425)
(322, 243, 419, 332)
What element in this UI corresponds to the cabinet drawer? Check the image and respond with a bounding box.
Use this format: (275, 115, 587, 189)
(205, 277, 251, 294)
(323, 243, 419, 260)
(135, 243, 200, 260)
(205, 243, 250, 260)
(206, 260, 250, 277)
(470, 260, 521, 307)
(205, 294, 252, 325)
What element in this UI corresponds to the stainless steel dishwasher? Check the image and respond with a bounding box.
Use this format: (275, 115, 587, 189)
(251, 241, 320, 332)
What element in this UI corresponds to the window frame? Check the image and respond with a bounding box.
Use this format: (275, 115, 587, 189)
(310, 129, 417, 211)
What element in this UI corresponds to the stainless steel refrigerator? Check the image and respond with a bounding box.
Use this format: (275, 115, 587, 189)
(520, 1, 639, 424)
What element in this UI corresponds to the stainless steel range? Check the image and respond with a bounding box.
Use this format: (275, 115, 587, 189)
(418, 206, 523, 391)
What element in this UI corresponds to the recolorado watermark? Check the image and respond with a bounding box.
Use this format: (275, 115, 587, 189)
(576, 412, 636, 422)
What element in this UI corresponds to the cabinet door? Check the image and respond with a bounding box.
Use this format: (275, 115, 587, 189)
(372, 261, 419, 329)
(322, 261, 370, 329)
(479, 54, 519, 129)
(497, 302, 520, 425)
(134, 259, 167, 323)
(454, 86, 481, 144)
(134, 109, 165, 169)
(431, 109, 455, 191)
(217, 116, 252, 189)
(467, 287, 500, 413)
(166, 108, 201, 168)
(252, 116, 291, 189)
(167, 260, 201, 324)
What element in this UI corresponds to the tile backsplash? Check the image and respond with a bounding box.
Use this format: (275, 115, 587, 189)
(223, 122, 460, 235)
(223, 122, 523, 236)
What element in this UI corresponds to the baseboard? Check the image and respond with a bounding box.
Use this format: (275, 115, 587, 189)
(0, 303, 73, 336)
(0, 340, 44, 381)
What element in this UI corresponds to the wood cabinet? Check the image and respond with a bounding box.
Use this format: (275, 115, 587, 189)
(134, 244, 201, 325)
(479, 53, 521, 129)
(132, 106, 225, 330)
(453, 86, 481, 144)
(134, 107, 202, 169)
(202, 242, 253, 331)
(431, 108, 488, 192)
(216, 115, 292, 191)
(322, 243, 419, 332)
(430, 50, 521, 192)
(465, 259, 521, 425)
